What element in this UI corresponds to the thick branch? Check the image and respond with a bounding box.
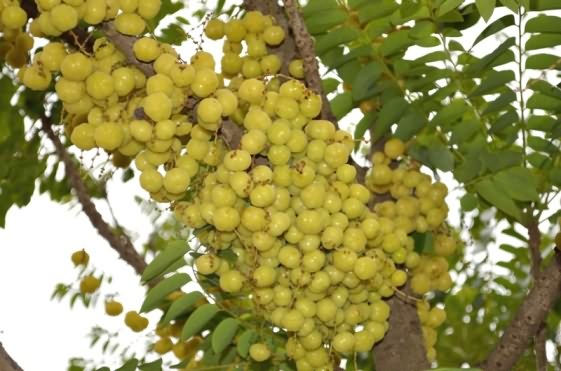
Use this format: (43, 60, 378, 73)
(41, 116, 148, 277)
(528, 222, 547, 371)
(482, 251, 561, 371)
(282, 0, 336, 123)
(0, 343, 24, 371)
(373, 285, 430, 371)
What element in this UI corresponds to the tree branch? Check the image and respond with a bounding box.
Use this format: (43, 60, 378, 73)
(0, 342, 24, 371)
(528, 221, 547, 371)
(101, 23, 155, 77)
(282, 0, 336, 123)
(482, 251, 561, 371)
(41, 116, 148, 277)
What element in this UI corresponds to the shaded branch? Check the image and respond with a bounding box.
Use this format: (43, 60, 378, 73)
(528, 221, 547, 371)
(373, 285, 430, 371)
(41, 116, 148, 277)
(0, 343, 24, 371)
(482, 251, 561, 371)
(282, 0, 336, 123)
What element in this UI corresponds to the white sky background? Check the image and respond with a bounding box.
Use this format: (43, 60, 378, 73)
(0, 1, 559, 370)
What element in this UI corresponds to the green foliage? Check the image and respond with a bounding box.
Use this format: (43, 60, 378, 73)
(140, 273, 191, 313)
(141, 240, 189, 282)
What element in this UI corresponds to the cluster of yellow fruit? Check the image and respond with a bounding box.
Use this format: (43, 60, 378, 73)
(30, 0, 160, 37)
(203, 12, 303, 80)
(71, 250, 149, 332)
(417, 301, 447, 362)
(11, 1, 455, 366)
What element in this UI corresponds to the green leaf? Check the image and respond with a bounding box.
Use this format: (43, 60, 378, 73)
(528, 136, 556, 153)
(115, 359, 139, 371)
(380, 29, 413, 56)
(489, 111, 518, 134)
(140, 273, 191, 313)
(530, 0, 561, 11)
(394, 110, 426, 141)
(352, 62, 383, 101)
(526, 34, 561, 51)
(500, 0, 520, 12)
(527, 79, 561, 100)
(460, 193, 478, 211)
(470, 70, 515, 96)
(526, 53, 561, 70)
(474, 179, 524, 221)
(372, 97, 408, 141)
(181, 303, 220, 340)
(138, 359, 163, 371)
(330, 92, 354, 120)
(412, 232, 433, 254)
(211, 318, 239, 354)
(141, 240, 189, 282)
(305, 9, 348, 34)
(437, 0, 464, 16)
(357, 0, 399, 23)
(315, 26, 361, 56)
(465, 37, 515, 76)
(473, 15, 515, 46)
(482, 90, 516, 115)
(162, 291, 204, 324)
(321, 78, 339, 94)
(527, 115, 557, 131)
(147, 0, 183, 30)
(431, 100, 468, 129)
(526, 15, 561, 33)
(236, 329, 258, 358)
(527, 93, 561, 111)
(493, 167, 539, 201)
(476, 0, 495, 21)
(302, 0, 338, 17)
(354, 111, 376, 149)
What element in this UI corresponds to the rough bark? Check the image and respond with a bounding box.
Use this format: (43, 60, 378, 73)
(373, 288, 430, 371)
(41, 117, 148, 277)
(0, 343, 24, 371)
(527, 222, 548, 371)
(482, 251, 561, 371)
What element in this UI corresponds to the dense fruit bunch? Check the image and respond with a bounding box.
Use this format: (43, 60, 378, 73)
(10, 3, 456, 368)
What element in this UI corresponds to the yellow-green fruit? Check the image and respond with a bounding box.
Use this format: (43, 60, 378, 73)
(124, 311, 149, 332)
(2, 6, 28, 29)
(288, 59, 304, 79)
(71, 250, 89, 266)
(219, 270, 244, 293)
(263, 25, 285, 46)
(83, 0, 107, 24)
(112, 67, 136, 96)
(23, 65, 52, 91)
(153, 337, 173, 354)
(140, 168, 163, 193)
(70, 124, 96, 150)
(94, 122, 124, 151)
(39, 42, 67, 72)
(37, 0, 61, 11)
(50, 4, 78, 32)
(137, 0, 161, 19)
(105, 300, 123, 316)
(55, 78, 85, 103)
(204, 18, 225, 40)
(195, 255, 221, 275)
(170, 63, 195, 87)
(86, 71, 114, 99)
(332, 331, 354, 353)
(80, 275, 100, 294)
(384, 138, 405, 159)
(114, 13, 146, 35)
(119, 0, 138, 13)
(249, 343, 271, 362)
(163, 168, 190, 194)
(133, 37, 160, 62)
(60, 53, 93, 81)
(143, 92, 172, 121)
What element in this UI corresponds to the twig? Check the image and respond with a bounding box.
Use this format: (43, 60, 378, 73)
(482, 251, 561, 371)
(0, 342, 24, 371)
(528, 221, 548, 371)
(41, 115, 148, 277)
(282, 0, 336, 123)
